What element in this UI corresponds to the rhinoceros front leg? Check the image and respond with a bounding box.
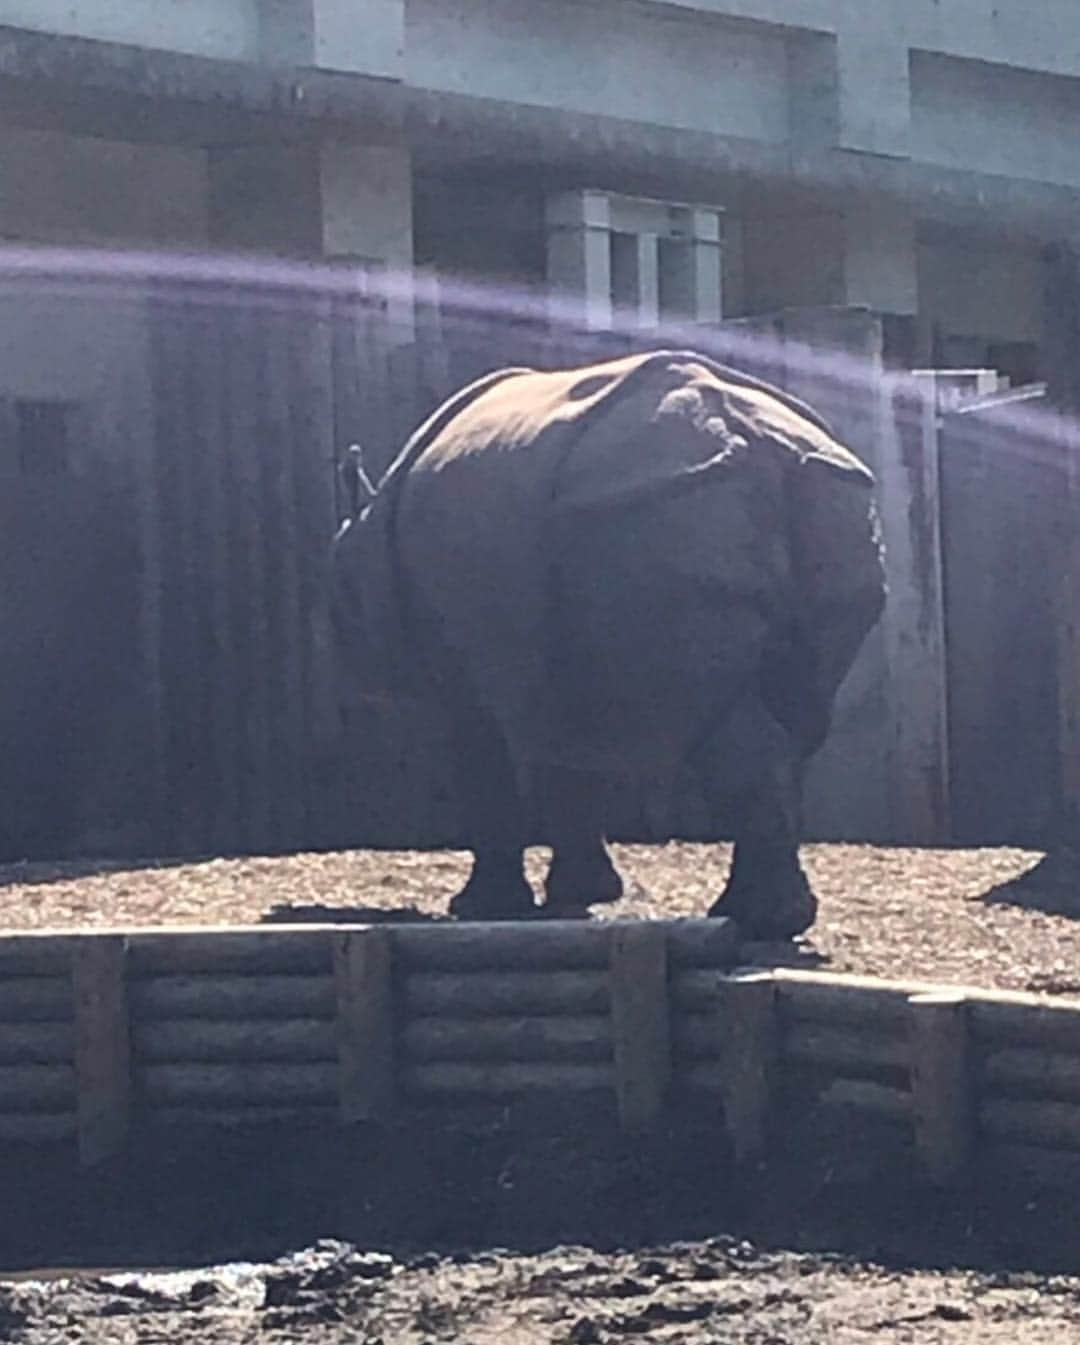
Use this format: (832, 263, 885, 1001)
(707, 761, 817, 940)
(541, 767, 624, 915)
(447, 708, 537, 921)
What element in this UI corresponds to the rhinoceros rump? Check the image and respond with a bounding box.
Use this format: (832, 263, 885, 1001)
(332, 350, 884, 938)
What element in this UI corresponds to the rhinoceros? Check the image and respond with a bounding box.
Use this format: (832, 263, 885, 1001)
(332, 349, 884, 938)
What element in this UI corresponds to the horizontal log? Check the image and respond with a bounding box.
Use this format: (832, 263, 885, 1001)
(0, 936, 75, 976)
(0, 1064, 76, 1111)
(129, 975, 335, 1021)
(403, 971, 610, 1017)
(127, 929, 336, 975)
(140, 1105, 339, 1131)
(0, 978, 72, 1022)
(0, 927, 340, 976)
(133, 1019, 336, 1064)
(786, 1023, 910, 1073)
(980, 1142, 1080, 1189)
(983, 1048, 1080, 1100)
(972, 1000, 1080, 1054)
(393, 919, 739, 972)
(980, 1098, 1080, 1151)
(674, 1014, 908, 1073)
(402, 1061, 613, 1096)
(402, 1015, 612, 1064)
(0, 1112, 76, 1143)
(0, 919, 739, 982)
(0, 1023, 73, 1065)
(140, 1063, 338, 1107)
(815, 1078, 911, 1121)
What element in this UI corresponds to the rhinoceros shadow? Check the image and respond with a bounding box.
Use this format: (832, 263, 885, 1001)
(977, 848, 1080, 919)
(261, 902, 447, 926)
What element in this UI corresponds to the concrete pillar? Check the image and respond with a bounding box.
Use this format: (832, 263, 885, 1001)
(546, 190, 613, 330)
(660, 207, 723, 324)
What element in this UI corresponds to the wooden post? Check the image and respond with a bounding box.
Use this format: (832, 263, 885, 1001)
(718, 971, 778, 1166)
(1043, 244, 1080, 843)
(908, 992, 972, 1186)
(72, 935, 131, 1166)
(334, 928, 395, 1123)
(609, 923, 671, 1133)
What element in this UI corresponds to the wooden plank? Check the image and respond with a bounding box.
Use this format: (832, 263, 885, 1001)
(73, 936, 130, 1166)
(142, 1105, 338, 1130)
(402, 1015, 611, 1063)
(971, 1000, 1080, 1053)
(0, 977, 72, 1020)
(981, 1141, 1080, 1189)
(718, 971, 778, 1165)
(0, 1023, 73, 1065)
(141, 1062, 337, 1107)
(130, 974, 335, 1020)
(0, 1065, 76, 1110)
(402, 1061, 612, 1096)
(0, 1112, 77, 1143)
(909, 992, 972, 1185)
(393, 919, 737, 973)
(876, 373, 951, 843)
(983, 1047, 1080, 1100)
(609, 923, 671, 1133)
(675, 1013, 907, 1072)
(816, 1077, 911, 1121)
(334, 928, 395, 1123)
(126, 928, 336, 975)
(980, 1098, 1080, 1151)
(403, 970, 610, 1017)
(133, 1018, 335, 1063)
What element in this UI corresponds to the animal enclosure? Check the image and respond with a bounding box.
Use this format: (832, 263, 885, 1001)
(0, 256, 1070, 861)
(4, 919, 1080, 1196)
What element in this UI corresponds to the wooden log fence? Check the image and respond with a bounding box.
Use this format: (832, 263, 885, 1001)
(4, 923, 1080, 1191)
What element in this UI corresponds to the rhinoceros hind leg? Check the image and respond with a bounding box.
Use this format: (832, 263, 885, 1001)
(708, 853, 817, 940)
(449, 858, 537, 921)
(544, 847, 623, 914)
(540, 767, 623, 914)
(706, 763, 817, 940)
(447, 707, 537, 921)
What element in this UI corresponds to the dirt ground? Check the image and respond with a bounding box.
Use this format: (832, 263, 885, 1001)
(6, 841, 1080, 1342)
(3, 840, 1080, 997)
(7, 1237, 1080, 1344)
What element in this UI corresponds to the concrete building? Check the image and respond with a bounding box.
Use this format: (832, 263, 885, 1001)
(0, 0, 1074, 376)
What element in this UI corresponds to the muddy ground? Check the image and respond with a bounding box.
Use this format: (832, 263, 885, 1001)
(5, 842, 1080, 1342)
(8, 1235, 1080, 1344)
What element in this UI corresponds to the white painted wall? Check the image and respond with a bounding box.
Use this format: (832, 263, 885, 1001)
(0, 0, 259, 61)
(0, 129, 208, 248)
(405, 0, 791, 141)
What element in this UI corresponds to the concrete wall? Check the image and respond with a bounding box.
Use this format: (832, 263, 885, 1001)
(918, 238, 1044, 347)
(0, 0, 260, 61)
(912, 53, 1080, 189)
(0, 129, 208, 248)
(405, 0, 791, 141)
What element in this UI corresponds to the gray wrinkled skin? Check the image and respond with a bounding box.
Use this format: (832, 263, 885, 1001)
(333, 350, 885, 937)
